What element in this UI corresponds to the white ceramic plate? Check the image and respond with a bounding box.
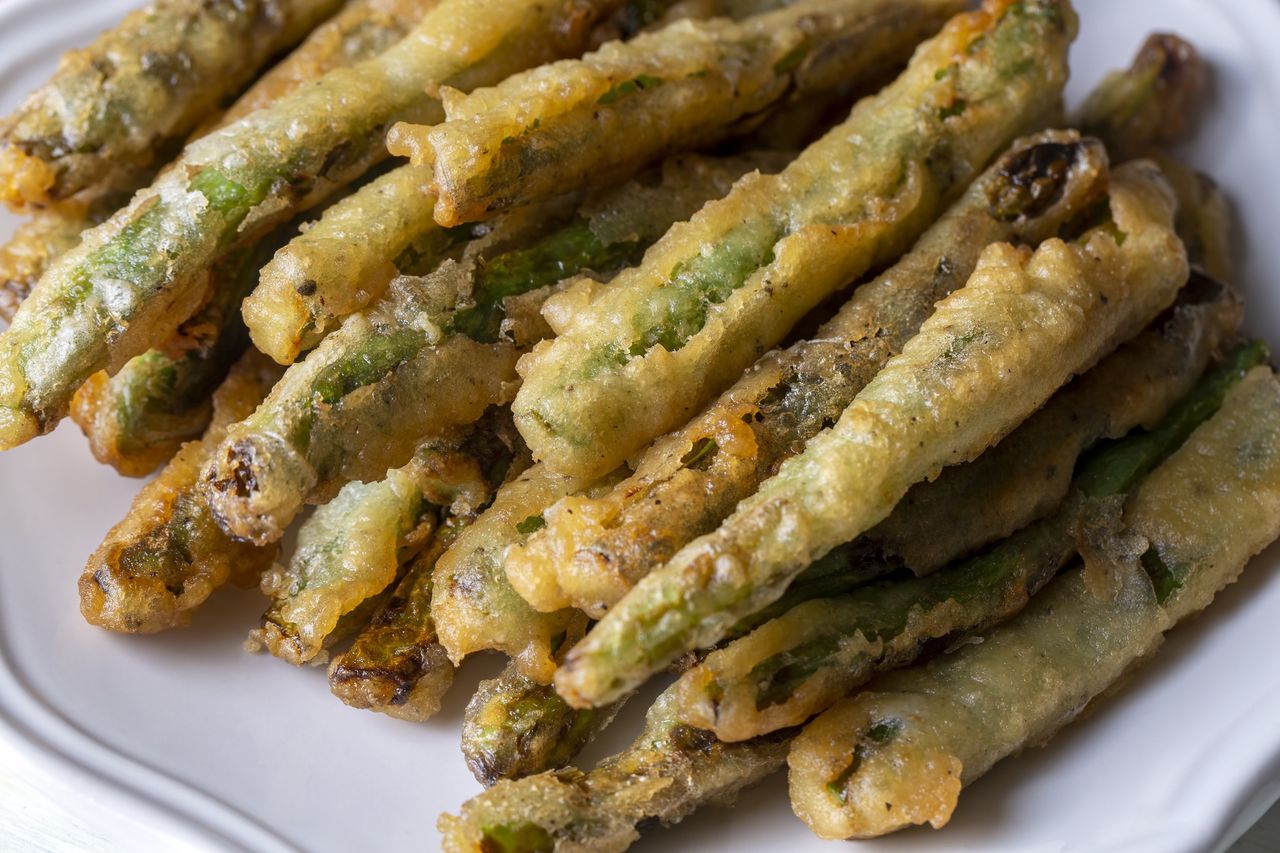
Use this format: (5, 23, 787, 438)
(2, 0, 1279, 850)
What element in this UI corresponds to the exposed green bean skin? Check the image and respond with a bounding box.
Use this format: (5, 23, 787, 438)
(512, 0, 1075, 479)
(202, 284, 521, 545)
(789, 367, 1280, 839)
(726, 542, 905, 640)
(0, 0, 630, 450)
(463, 663, 627, 786)
(556, 162, 1189, 708)
(442, 689, 792, 852)
(326, 521, 462, 721)
(506, 131, 1108, 617)
(3, 0, 440, 326)
(244, 0, 772, 365)
(1076, 33, 1207, 163)
(398, 0, 962, 224)
(204, 152, 781, 545)
(69, 235, 280, 477)
(64, 2, 446, 474)
(78, 352, 283, 633)
(0, 0, 346, 209)
(676, 336, 1262, 741)
(252, 442, 493, 665)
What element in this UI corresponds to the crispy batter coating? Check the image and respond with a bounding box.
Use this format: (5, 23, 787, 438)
(326, 523, 462, 721)
(0, 0, 346, 210)
(432, 463, 605, 683)
(0, 0, 630, 451)
(555, 162, 1189, 708)
(244, 0, 768, 366)
(65, 3, 442, 474)
(672, 328, 1255, 743)
(0, 211, 93, 323)
(505, 131, 1107, 617)
(3, 0, 437, 328)
(78, 352, 283, 633)
(867, 276, 1241, 573)
(251, 441, 492, 665)
(68, 234, 283, 477)
(205, 0, 442, 132)
(1076, 33, 1208, 163)
(442, 689, 791, 852)
(203, 290, 519, 545)
(244, 164, 465, 364)
(789, 368, 1280, 839)
(463, 662, 627, 786)
(511, 0, 1076, 479)
(394, 0, 962, 224)
(204, 152, 781, 545)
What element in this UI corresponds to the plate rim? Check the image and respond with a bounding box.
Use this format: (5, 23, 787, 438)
(1, 0, 1279, 850)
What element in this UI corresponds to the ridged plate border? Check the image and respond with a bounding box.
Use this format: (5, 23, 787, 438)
(0, 0, 1278, 850)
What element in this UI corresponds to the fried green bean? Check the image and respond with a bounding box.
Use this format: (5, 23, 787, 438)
(866, 274, 1240, 573)
(789, 367, 1280, 838)
(245, 164, 468, 364)
(674, 336, 1261, 741)
(1069, 33, 1232, 282)
(449, 330, 1248, 835)
(442, 687, 792, 852)
(465, 536, 912, 787)
(3, 0, 437, 325)
(1155, 154, 1234, 283)
(207, 0, 442, 132)
(68, 236, 281, 477)
(511, 0, 1075, 479)
(209, 0, 449, 363)
(395, 0, 963, 225)
(1076, 33, 1207, 163)
(204, 152, 782, 545)
(729, 279, 1240, 640)
(64, 3, 444, 474)
(252, 438, 498, 666)
(245, 0, 812, 366)
(0, 0, 346, 210)
(0, 0, 630, 451)
(327, 520, 464, 721)
(433, 463, 605, 684)
(78, 351, 283, 633)
(506, 131, 1107, 617)
(556, 161, 1189, 708)
(463, 662, 628, 786)
(449, 344, 1268, 851)
(202, 282, 522, 546)
(0, 211, 93, 323)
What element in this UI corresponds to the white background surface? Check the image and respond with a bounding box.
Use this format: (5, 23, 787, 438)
(2, 0, 1280, 850)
